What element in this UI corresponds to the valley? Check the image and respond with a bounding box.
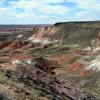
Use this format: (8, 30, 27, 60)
(0, 21, 100, 100)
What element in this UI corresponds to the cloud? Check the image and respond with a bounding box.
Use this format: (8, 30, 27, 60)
(44, 0, 65, 4)
(40, 5, 69, 14)
(10, 0, 69, 14)
(67, 0, 100, 21)
(10, 0, 41, 10)
(68, 0, 100, 10)
(0, 0, 70, 24)
(76, 10, 100, 21)
(0, 0, 100, 24)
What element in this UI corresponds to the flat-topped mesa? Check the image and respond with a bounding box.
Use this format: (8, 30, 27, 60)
(27, 21, 100, 47)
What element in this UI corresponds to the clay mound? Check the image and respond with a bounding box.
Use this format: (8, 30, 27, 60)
(0, 56, 10, 63)
(69, 61, 85, 71)
(0, 41, 12, 50)
(80, 70, 90, 77)
(3, 41, 28, 50)
(48, 55, 74, 63)
(49, 53, 80, 63)
(9, 52, 32, 61)
(20, 43, 32, 50)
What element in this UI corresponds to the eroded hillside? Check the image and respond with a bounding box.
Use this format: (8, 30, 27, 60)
(29, 21, 100, 45)
(0, 22, 100, 100)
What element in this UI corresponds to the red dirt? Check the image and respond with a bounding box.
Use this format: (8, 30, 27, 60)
(20, 43, 32, 50)
(0, 63, 16, 70)
(69, 61, 84, 71)
(36, 33, 45, 39)
(3, 41, 29, 50)
(48, 54, 79, 63)
(5, 42, 24, 50)
(8, 51, 32, 61)
(0, 41, 12, 49)
(80, 70, 90, 77)
(0, 56, 10, 62)
(34, 57, 56, 73)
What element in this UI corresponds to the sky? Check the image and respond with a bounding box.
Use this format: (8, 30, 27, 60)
(0, 0, 100, 24)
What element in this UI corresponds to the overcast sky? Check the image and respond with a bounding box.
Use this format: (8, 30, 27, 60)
(0, 0, 100, 24)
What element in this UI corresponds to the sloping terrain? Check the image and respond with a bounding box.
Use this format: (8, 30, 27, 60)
(29, 21, 100, 45)
(0, 22, 100, 100)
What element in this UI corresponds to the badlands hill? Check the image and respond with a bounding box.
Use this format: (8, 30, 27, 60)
(0, 21, 100, 100)
(31, 21, 100, 45)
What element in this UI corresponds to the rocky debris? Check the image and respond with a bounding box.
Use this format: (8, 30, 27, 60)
(33, 57, 57, 73)
(3, 62, 98, 100)
(0, 80, 34, 100)
(10, 57, 57, 73)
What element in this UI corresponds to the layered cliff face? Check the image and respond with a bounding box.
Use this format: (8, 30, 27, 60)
(28, 21, 100, 45)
